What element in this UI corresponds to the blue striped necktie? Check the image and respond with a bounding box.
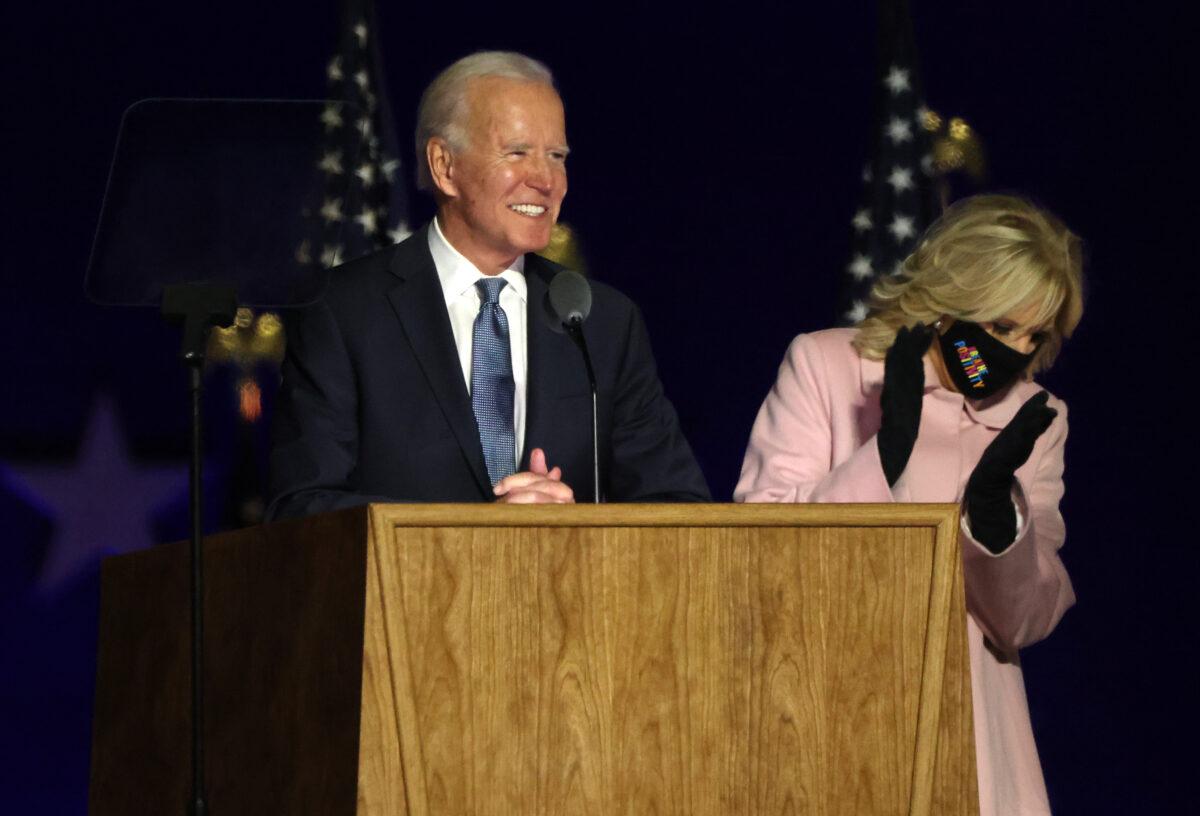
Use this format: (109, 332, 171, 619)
(471, 277, 516, 485)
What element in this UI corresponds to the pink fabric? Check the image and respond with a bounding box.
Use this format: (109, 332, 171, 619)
(736, 328, 1074, 816)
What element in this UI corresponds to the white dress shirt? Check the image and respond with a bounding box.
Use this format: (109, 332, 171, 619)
(427, 218, 527, 464)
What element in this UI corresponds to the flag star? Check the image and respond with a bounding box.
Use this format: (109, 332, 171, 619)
(847, 254, 874, 281)
(388, 221, 412, 244)
(887, 166, 915, 193)
(380, 157, 400, 183)
(320, 198, 344, 223)
(5, 396, 189, 592)
(355, 207, 380, 234)
(886, 116, 913, 144)
(862, 163, 873, 183)
(846, 300, 869, 324)
(921, 154, 935, 175)
(318, 150, 343, 174)
(916, 105, 933, 127)
(893, 260, 908, 276)
(889, 214, 916, 241)
(362, 89, 376, 111)
(320, 244, 343, 268)
(354, 162, 375, 186)
(357, 115, 373, 141)
(320, 103, 343, 132)
(327, 56, 343, 82)
(353, 21, 368, 47)
(295, 239, 312, 265)
(884, 66, 911, 94)
(354, 69, 369, 90)
(852, 209, 873, 231)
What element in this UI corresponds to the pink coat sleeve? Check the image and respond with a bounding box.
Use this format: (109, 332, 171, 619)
(735, 334, 893, 503)
(961, 398, 1076, 655)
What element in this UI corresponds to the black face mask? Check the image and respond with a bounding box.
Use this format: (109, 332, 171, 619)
(938, 320, 1035, 399)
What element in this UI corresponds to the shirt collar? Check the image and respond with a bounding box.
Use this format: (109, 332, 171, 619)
(428, 217, 527, 304)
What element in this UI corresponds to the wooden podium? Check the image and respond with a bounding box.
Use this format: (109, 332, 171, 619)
(90, 504, 978, 815)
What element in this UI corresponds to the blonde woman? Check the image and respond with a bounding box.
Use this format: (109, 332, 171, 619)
(736, 194, 1084, 816)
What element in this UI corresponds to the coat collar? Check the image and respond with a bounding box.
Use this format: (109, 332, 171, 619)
(384, 225, 492, 496)
(858, 347, 1035, 430)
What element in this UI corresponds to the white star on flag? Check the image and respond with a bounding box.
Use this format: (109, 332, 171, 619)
(327, 56, 343, 82)
(886, 116, 913, 144)
(321, 244, 344, 268)
(852, 209, 873, 231)
(884, 66, 911, 94)
(921, 154, 935, 176)
(320, 104, 343, 132)
(380, 157, 400, 183)
(848, 254, 874, 281)
(916, 105, 932, 126)
(318, 151, 343, 174)
(862, 164, 873, 183)
(887, 166, 914, 193)
(355, 207, 380, 234)
(354, 70, 369, 90)
(320, 198, 344, 223)
(889, 214, 916, 241)
(388, 221, 412, 244)
(295, 240, 312, 265)
(353, 21, 368, 47)
(845, 300, 869, 324)
(354, 163, 375, 186)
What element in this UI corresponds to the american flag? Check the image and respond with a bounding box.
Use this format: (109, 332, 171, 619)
(310, 0, 409, 269)
(840, 0, 939, 324)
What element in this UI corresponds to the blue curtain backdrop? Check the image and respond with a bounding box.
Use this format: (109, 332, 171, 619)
(2, 2, 1194, 811)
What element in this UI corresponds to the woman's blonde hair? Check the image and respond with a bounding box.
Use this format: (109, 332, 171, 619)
(853, 194, 1084, 375)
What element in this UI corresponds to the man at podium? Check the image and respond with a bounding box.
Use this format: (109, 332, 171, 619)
(266, 51, 709, 519)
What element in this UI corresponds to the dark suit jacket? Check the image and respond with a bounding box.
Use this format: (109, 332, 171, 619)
(266, 226, 710, 519)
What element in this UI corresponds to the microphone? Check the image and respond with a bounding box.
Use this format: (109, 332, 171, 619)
(544, 270, 600, 503)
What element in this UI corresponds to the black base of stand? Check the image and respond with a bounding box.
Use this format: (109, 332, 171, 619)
(162, 282, 237, 816)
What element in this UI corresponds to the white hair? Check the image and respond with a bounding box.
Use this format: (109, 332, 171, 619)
(414, 51, 556, 191)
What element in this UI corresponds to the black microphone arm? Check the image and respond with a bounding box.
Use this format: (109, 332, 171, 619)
(563, 318, 600, 503)
(546, 270, 600, 503)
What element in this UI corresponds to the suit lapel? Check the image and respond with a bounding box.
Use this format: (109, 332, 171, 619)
(385, 229, 492, 496)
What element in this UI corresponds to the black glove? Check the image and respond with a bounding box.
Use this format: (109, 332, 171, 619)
(965, 391, 1057, 554)
(877, 323, 933, 487)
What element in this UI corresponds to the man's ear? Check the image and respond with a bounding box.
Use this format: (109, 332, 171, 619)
(426, 138, 458, 198)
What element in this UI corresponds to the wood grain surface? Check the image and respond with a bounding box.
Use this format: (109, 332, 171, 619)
(357, 504, 978, 816)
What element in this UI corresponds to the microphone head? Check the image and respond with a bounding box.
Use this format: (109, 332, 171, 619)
(547, 269, 592, 329)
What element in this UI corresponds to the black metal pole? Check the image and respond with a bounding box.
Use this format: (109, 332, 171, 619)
(189, 363, 207, 816)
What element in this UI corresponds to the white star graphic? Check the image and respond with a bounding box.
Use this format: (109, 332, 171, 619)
(845, 300, 869, 324)
(353, 21, 368, 47)
(388, 221, 412, 244)
(320, 198, 344, 223)
(320, 244, 344, 268)
(852, 209, 873, 231)
(889, 214, 916, 241)
(320, 104, 343, 132)
(847, 254, 874, 281)
(318, 150, 343, 175)
(4, 396, 188, 592)
(886, 116, 913, 144)
(884, 66, 911, 94)
(921, 154, 935, 176)
(327, 56, 343, 82)
(380, 157, 400, 183)
(892, 260, 908, 277)
(295, 239, 312, 265)
(355, 207, 380, 234)
(354, 70, 369, 90)
(916, 105, 933, 127)
(887, 166, 915, 193)
(354, 163, 375, 186)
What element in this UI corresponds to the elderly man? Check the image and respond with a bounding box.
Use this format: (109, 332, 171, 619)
(266, 51, 709, 518)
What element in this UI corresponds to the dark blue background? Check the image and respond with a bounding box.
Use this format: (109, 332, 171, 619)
(3, 2, 1194, 811)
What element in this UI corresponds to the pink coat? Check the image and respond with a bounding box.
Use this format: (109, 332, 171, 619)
(735, 328, 1074, 816)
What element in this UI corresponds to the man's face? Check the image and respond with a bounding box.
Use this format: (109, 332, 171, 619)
(433, 76, 569, 273)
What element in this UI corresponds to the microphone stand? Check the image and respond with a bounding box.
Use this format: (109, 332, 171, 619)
(161, 282, 238, 816)
(564, 319, 600, 503)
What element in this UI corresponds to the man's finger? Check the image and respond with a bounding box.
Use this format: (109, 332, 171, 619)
(529, 447, 549, 475)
